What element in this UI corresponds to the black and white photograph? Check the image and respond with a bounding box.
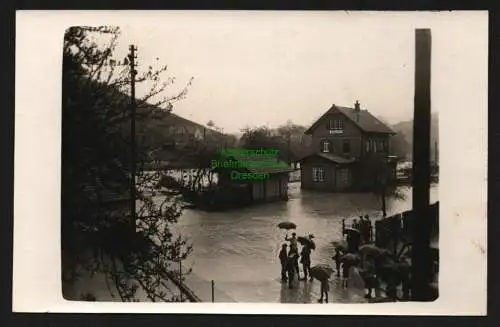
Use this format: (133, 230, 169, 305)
(14, 11, 487, 314)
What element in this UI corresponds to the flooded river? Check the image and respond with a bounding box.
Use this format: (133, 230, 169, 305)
(174, 182, 439, 302)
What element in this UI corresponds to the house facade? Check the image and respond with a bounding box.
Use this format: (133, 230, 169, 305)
(300, 101, 396, 192)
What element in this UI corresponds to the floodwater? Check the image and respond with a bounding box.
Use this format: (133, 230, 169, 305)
(66, 181, 438, 303)
(173, 182, 439, 303)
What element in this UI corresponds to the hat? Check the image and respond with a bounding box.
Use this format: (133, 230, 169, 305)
(282, 243, 288, 248)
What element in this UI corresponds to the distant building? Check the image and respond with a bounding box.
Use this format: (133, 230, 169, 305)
(299, 101, 396, 192)
(214, 154, 294, 205)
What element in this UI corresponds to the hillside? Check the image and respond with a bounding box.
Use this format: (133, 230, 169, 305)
(388, 113, 439, 161)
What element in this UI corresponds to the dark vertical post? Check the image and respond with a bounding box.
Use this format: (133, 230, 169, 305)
(434, 140, 438, 168)
(411, 29, 433, 301)
(129, 45, 138, 230)
(179, 259, 183, 302)
(211, 280, 215, 302)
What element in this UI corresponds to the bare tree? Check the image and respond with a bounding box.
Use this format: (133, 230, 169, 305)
(361, 155, 406, 217)
(62, 26, 194, 301)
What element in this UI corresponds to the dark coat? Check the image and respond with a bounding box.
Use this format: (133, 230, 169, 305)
(300, 247, 311, 265)
(279, 249, 288, 264)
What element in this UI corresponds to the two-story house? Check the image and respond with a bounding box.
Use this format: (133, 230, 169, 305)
(299, 101, 396, 192)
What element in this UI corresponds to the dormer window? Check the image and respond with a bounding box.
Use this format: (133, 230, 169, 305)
(320, 140, 331, 153)
(328, 119, 345, 134)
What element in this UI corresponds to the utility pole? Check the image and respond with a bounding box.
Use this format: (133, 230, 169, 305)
(411, 29, 433, 301)
(128, 45, 138, 230)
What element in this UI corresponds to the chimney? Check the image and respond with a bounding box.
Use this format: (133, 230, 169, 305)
(354, 100, 360, 121)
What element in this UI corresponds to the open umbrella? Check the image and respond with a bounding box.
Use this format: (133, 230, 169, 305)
(310, 264, 334, 281)
(341, 253, 360, 265)
(297, 236, 316, 250)
(345, 227, 360, 234)
(377, 263, 402, 284)
(331, 240, 348, 252)
(277, 221, 296, 230)
(359, 244, 385, 257)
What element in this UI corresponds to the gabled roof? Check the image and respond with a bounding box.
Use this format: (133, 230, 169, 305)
(298, 152, 356, 164)
(305, 104, 395, 135)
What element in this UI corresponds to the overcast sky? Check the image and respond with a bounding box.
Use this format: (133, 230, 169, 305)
(103, 11, 485, 134)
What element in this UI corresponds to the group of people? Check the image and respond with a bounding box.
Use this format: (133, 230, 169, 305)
(278, 232, 331, 303)
(343, 214, 373, 253)
(276, 215, 376, 303)
(278, 232, 313, 286)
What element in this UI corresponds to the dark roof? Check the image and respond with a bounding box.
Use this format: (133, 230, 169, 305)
(299, 152, 356, 164)
(220, 154, 294, 174)
(305, 104, 395, 135)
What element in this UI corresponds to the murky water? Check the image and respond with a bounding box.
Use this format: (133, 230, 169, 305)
(67, 181, 438, 302)
(173, 182, 439, 302)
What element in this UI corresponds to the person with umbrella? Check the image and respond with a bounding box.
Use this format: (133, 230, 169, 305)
(286, 248, 299, 289)
(359, 259, 378, 299)
(341, 253, 360, 288)
(278, 243, 288, 282)
(364, 215, 373, 242)
(359, 216, 369, 244)
(310, 264, 333, 303)
(319, 278, 330, 303)
(300, 244, 312, 281)
(332, 248, 342, 278)
(346, 227, 361, 253)
(285, 232, 298, 252)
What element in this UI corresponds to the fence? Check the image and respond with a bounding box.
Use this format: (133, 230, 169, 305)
(167, 262, 236, 302)
(374, 201, 439, 254)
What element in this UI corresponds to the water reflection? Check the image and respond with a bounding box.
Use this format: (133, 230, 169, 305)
(175, 183, 438, 302)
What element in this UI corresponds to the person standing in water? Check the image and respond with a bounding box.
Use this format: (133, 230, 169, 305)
(318, 278, 330, 303)
(279, 244, 288, 282)
(286, 249, 298, 289)
(359, 216, 369, 244)
(342, 261, 351, 288)
(285, 232, 298, 251)
(300, 245, 312, 281)
(332, 249, 342, 278)
(365, 215, 373, 242)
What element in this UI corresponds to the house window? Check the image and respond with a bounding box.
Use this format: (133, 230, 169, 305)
(312, 167, 325, 182)
(373, 140, 377, 153)
(365, 140, 371, 153)
(328, 119, 345, 132)
(320, 140, 331, 153)
(335, 119, 345, 130)
(342, 140, 350, 153)
(331, 119, 344, 130)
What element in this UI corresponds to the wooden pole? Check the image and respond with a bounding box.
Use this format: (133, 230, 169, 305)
(211, 280, 215, 302)
(410, 29, 433, 301)
(129, 45, 137, 230)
